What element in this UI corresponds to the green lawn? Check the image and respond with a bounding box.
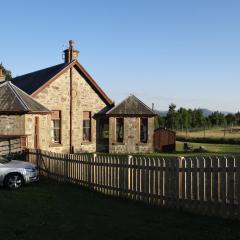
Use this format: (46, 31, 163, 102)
(148, 141, 240, 157)
(0, 179, 240, 240)
(176, 141, 240, 154)
(177, 127, 240, 139)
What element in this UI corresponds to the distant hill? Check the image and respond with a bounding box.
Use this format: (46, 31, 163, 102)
(155, 108, 233, 117)
(199, 109, 233, 117)
(199, 108, 212, 117)
(155, 110, 168, 117)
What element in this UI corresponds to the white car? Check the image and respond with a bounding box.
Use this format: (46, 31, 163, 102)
(0, 155, 39, 190)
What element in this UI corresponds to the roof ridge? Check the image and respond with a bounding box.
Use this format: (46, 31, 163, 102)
(11, 62, 68, 80)
(8, 82, 30, 111)
(11, 60, 113, 106)
(105, 97, 126, 114)
(131, 95, 156, 114)
(107, 94, 156, 115)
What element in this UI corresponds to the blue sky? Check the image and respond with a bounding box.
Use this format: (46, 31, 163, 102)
(1, 0, 240, 112)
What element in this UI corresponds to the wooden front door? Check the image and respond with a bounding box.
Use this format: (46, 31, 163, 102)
(34, 117, 39, 149)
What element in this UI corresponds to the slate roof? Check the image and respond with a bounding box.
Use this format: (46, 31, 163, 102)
(106, 95, 157, 116)
(11, 63, 68, 95)
(0, 81, 50, 114)
(10, 60, 113, 106)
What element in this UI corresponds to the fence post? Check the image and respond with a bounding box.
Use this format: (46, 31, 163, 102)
(64, 154, 68, 183)
(88, 154, 95, 189)
(128, 155, 133, 199)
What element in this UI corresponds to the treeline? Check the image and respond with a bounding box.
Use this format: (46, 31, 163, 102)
(155, 104, 240, 131)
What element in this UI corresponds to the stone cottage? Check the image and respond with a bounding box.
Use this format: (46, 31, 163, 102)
(0, 40, 157, 154)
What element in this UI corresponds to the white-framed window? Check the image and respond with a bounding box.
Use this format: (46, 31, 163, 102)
(83, 111, 91, 141)
(51, 110, 61, 143)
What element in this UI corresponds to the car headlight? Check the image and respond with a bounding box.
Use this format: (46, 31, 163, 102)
(25, 168, 36, 173)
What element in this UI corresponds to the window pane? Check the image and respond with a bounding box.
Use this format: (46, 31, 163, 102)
(51, 110, 61, 143)
(53, 120, 60, 129)
(83, 128, 90, 141)
(140, 118, 148, 143)
(83, 120, 90, 128)
(51, 119, 61, 143)
(54, 129, 60, 142)
(116, 118, 124, 143)
(83, 112, 91, 141)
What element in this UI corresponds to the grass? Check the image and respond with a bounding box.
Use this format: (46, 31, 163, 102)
(0, 178, 240, 240)
(176, 141, 240, 154)
(96, 141, 240, 157)
(177, 127, 240, 139)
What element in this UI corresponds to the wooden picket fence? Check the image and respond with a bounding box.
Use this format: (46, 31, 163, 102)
(25, 149, 240, 219)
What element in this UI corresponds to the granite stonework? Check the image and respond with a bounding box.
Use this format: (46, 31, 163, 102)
(0, 114, 51, 151)
(33, 67, 107, 153)
(0, 115, 25, 135)
(24, 114, 51, 150)
(109, 117, 155, 154)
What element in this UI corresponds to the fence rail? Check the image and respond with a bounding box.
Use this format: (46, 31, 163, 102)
(25, 149, 240, 219)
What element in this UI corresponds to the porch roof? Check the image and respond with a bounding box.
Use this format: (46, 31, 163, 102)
(0, 81, 50, 114)
(106, 95, 157, 117)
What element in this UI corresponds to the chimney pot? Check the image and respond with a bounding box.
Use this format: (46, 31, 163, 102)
(0, 69, 5, 82)
(63, 40, 79, 63)
(69, 40, 74, 49)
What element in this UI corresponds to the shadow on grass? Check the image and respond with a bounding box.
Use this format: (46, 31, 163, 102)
(0, 178, 239, 240)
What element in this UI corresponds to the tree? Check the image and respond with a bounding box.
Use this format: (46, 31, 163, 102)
(154, 115, 164, 129)
(0, 63, 12, 80)
(235, 112, 240, 125)
(166, 103, 178, 130)
(226, 114, 235, 127)
(208, 111, 225, 127)
(178, 107, 189, 131)
(194, 109, 204, 128)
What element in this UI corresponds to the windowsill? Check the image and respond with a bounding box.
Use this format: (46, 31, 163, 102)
(136, 142, 148, 146)
(112, 142, 125, 145)
(50, 143, 62, 147)
(81, 141, 92, 145)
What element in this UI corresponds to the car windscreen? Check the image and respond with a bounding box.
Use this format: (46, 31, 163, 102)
(0, 156, 10, 164)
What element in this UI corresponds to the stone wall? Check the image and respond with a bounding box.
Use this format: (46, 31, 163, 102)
(109, 117, 154, 154)
(34, 67, 107, 153)
(0, 115, 25, 135)
(24, 114, 51, 150)
(0, 114, 51, 152)
(0, 138, 22, 155)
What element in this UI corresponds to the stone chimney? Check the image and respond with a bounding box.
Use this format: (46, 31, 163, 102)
(0, 69, 5, 82)
(63, 40, 79, 63)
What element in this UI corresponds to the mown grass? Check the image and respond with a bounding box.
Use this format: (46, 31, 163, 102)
(96, 141, 240, 157)
(0, 178, 240, 240)
(176, 141, 240, 154)
(177, 127, 240, 139)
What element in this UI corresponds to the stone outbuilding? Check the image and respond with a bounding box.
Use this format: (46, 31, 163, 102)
(0, 81, 50, 154)
(104, 95, 157, 153)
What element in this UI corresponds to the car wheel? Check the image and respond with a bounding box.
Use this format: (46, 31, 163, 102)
(4, 173, 24, 190)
